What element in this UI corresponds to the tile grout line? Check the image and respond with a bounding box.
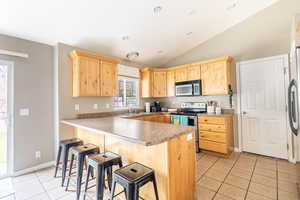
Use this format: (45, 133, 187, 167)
(211, 153, 242, 200)
(34, 170, 52, 200)
(197, 155, 220, 183)
(243, 155, 258, 200)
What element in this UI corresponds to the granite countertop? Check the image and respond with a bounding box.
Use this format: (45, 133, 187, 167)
(61, 114, 195, 146)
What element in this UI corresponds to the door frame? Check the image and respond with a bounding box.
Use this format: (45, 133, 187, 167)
(0, 59, 14, 178)
(236, 54, 293, 162)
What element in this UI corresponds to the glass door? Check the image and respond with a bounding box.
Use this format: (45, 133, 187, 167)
(0, 61, 12, 178)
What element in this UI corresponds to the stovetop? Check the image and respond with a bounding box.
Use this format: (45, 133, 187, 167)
(170, 111, 207, 116)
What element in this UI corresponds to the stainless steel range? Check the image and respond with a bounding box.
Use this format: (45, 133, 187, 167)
(170, 102, 207, 153)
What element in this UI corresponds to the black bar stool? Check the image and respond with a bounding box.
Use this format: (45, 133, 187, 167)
(54, 138, 83, 186)
(65, 144, 100, 200)
(110, 162, 159, 200)
(83, 152, 123, 200)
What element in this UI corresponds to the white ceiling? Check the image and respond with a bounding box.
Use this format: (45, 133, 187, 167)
(0, 0, 279, 66)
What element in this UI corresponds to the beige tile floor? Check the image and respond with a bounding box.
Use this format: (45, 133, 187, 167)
(0, 152, 299, 200)
(196, 152, 300, 200)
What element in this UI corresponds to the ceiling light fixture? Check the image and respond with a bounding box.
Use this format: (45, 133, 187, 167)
(157, 50, 164, 54)
(122, 36, 130, 40)
(126, 52, 139, 60)
(186, 32, 193, 36)
(153, 6, 162, 16)
(188, 10, 196, 16)
(227, 1, 238, 11)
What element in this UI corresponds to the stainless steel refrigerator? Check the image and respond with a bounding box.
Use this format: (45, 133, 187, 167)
(288, 14, 300, 162)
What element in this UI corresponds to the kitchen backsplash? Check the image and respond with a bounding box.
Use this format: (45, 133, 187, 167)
(143, 94, 237, 110)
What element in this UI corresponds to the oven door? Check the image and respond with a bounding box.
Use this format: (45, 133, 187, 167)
(175, 84, 193, 96)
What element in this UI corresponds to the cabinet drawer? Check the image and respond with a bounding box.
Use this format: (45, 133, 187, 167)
(198, 117, 225, 125)
(200, 140, 228, 154)
(199, 124, 226, 132)
(199, 131, 226, 143)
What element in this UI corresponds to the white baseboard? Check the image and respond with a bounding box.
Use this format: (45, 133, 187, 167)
(234, 147, 242, 152)
(13, 161, 55, 177)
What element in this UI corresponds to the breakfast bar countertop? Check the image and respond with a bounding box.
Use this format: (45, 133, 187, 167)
(61, 115, 195, 146)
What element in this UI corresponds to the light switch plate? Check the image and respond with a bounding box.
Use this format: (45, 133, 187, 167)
(106, 104, 110, 109)
(75, 104, 80, 111)
(19, 108, 30, 116)
(93, 104, 98, 110)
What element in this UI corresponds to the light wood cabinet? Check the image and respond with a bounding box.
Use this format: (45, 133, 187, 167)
(153, 71, 167, 97)
(166, 70, 175, 97)
(187, 63, 201, 81)
(132, 114, 171, 123)
(201, 57, 232, 95)
(175, 66, 188, 82)
(70, 50, 120, 97)
(141, 69, 153, 98)
(198, 115, 233, 155)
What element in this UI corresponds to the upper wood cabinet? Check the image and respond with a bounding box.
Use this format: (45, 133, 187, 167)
(153, 71, 167, 97)
(167, 70, 175, 97)
(141, 68, 168, 98)
(201, 57, 232, 96)
(175, 66, 188, 82)
(187, 63, 201, 81)
(70, 50, 120, 97)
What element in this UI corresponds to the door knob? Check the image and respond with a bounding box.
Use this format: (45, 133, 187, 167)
(242, 111, 247, 115)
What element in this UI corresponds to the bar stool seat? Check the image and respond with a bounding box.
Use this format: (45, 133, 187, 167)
(54, 138, 83, 186)
(110, 162, 159, 200)
(65, 144, 100, 200)
(83, 152, 123, 200)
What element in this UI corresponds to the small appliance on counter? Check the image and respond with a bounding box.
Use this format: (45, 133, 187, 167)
(170, 102, 207, 153)
(151, 101, 162, 112)
(145, 102, 151, 113)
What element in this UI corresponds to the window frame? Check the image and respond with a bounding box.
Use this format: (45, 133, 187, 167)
(114, 75, 140, 108)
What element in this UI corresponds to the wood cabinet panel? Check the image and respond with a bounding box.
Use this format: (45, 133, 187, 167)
(141, 70, 153, 98)
(101, 61, 117, 96)
(70, 50, 120, 97)
(201, 61, 231, 95)
(187, 64, 201, 81)
(167, 70, 175, 97)
(199, 131, 226, 143)
(175, 66, 188, 82)
(153, 71, 167, 97)
(199, 123, 226, 132)
(200, 140, 228, 154)
(198, 116, 226, 125)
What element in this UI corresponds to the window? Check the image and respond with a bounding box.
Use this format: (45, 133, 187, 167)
(113, 76, 139, 108)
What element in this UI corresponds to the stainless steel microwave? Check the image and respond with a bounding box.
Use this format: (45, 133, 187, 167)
(175, 80, 201, 96)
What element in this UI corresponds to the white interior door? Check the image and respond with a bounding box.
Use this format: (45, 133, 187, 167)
(239, 55, 289, 159)
(0, 60, 13, 178)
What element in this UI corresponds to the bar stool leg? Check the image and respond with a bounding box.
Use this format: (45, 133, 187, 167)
(134, 185, 139, 200)
(76, 154, 85, 200)
(152, 175, 159, 200)
(126, 184, 135, 200)
(110, 178, 116, 200)
(54, 146, 62, 178)
(65, 154, 75, 191)
(61, 147, 70, 186)
(96, 165, 105, 200)
(106, 166, 113, 191)
(83, 165, 92, 200)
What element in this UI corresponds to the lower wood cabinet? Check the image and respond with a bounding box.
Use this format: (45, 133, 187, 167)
(198, 115, 233, 155)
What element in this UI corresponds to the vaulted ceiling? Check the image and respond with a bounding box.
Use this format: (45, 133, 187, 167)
(0, 0, 279, 66)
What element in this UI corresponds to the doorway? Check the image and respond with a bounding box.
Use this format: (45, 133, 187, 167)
(237, 55, 289, 159)
(0, 60, 13, 178)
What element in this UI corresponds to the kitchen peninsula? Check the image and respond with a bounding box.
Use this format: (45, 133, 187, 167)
(62, 113, 196, 200)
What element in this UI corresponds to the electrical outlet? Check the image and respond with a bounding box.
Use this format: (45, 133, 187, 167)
(35, 151, 41, 159)
(106, 104, 110, 109)
(75, 104, 80, 111)
(93, 104, 98, 110)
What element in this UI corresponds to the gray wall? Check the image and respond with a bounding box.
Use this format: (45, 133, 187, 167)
(57, 43, 147, 140)
(0, 34, 54, 171)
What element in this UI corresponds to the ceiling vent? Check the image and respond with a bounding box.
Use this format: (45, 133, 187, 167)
(126, 52, 139, 60)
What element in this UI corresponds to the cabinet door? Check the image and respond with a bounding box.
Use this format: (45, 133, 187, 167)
(187, 64, 201, 81)
(167, 70, 175, 97)
(101, 61, 117, 96)
(153, 71, 167, 97)
(78, 56, 100, 96)
(201, 61, 230, 95)
(175, 66, 187, 82)
(141, 70, 152, 98)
